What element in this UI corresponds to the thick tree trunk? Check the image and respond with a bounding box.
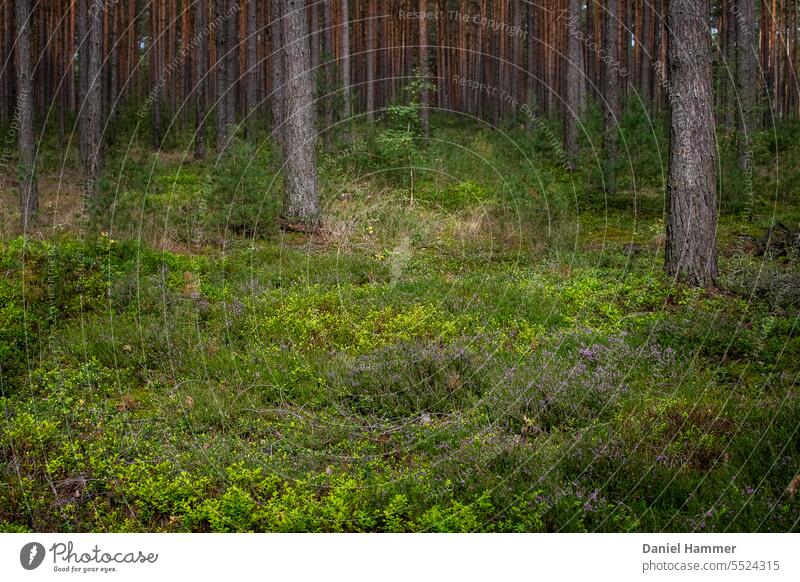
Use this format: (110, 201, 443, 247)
(736, 0, 758, 170)
(665, 0, 718, 287)
(15, 0, 38, 231)
(196, 0, 208, 159)
(279, 0, 320, 229)
(418, 0, 430, 140)
(564, 0, 584, 167)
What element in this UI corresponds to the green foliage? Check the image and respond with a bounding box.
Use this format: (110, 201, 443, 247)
(2, 115, 799, 533)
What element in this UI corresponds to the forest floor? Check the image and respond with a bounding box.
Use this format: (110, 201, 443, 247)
(1, 117, 799, 531)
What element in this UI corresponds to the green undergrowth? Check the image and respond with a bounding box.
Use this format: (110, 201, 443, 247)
(1, 114, 799, 532)
(1, 228, 797, 532)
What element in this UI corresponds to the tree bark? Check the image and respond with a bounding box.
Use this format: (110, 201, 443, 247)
(246, 0, 258, 139)
(736, 0, 758, 170)
(639, 0, 652, 111)
(151, 1, 163, 148)
(665, 0, 718, 287)
(85, 0, 104, 204)
(15, 0, 38, 231)
(279, 0, 320, 229)
(418, 0, 430, 140)
(603, 0, 620, 162)
(270, 0, 285, 141)
(109, 0, 119, 119)
(226, 0, 238, 129)
(321, 0, 335, 148)
(366, 0, 376, 121)
(341, 0, 352, 135)
(196, 0, 208, 159)
(564, 0, 584, 167)
(525, 0, 535, 123)
(78, 0, 89, 163)
(215, 0, 229, 153)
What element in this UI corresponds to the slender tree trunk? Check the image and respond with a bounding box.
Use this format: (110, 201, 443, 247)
(246, 0, 258, 139)
(270, 0, 285, 141)
(151, 2, 163, 148)
(0, 1, 9, 124)
(418, 0, 430, 140)
(226, 0, 238, 130)
(181, 0, 190, 126)
(110, 0, 119, 119)
(78, 0, 89, 164)
(736, 0, 758, 170)
(85, 1, 104, 205)
(322, 0, 335, 147)
(603, 0, 620, 162)
(341, 0, 352, 137)
(196, 0, 208, 159)
(525, 0, 536, 124)
(665, 0, 718, 287)
(639, 0, 652, 111)
(279, 0, 320, 229)
(366, 0, 376, 121)
(215, 0, 229, 153)
(15, 0, 38, 231)
(564, 0, 584, 167)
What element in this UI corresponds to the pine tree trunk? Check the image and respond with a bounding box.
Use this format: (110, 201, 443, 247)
(418, 0, 430, 140)
(196, 0, 208, 159)
(270, 0, 285, 140)
(246, 0, 258, 139)
(525, 0, 536, 123)
(639, 0, 652, 111)
(15, 0, 38, 231)
(279, 0, 320, 229)
(151, 2, 162, 148)
(564, 0, 583, 167)
(85, 0, 104, 204)
(215, 0, 229, 153)
(736, 0, 758, 170)
(78, 0, 89, 163)
(322, 0, 335, 147)
(603, 0, 620, 162)
(269, 0, 286, 139)
(0, 1, 9, 124)
(665, 0, 718, 287)
(110, 0, 119, 119)
(226, 0, 238, 129)
(366, 0, 375, 121)
(341, 0, 351, 132)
